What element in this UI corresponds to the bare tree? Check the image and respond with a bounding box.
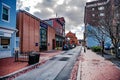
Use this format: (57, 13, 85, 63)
(86, 25, 108, 56)
(98, 1, 120, 58)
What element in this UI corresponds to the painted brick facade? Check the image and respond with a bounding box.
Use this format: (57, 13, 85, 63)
(0, 0, 17, 58)
(17, 10, 40, 52)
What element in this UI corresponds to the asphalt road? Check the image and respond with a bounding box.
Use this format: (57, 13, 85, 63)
(14, 46, 82, 80)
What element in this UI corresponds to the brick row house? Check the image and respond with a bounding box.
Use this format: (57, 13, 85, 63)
(0, 0, 17, 58)
(84, 0, 119, 48)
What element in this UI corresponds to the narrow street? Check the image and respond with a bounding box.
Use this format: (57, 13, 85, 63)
(14, 46, 82, 80)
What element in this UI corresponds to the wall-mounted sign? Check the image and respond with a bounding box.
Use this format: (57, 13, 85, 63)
(35, 43, 38, 46)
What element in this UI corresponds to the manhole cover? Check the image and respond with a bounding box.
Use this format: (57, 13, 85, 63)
(67, 54, 73, 55)
(59, 57, 69, 61)
(50, 57, 58, 60)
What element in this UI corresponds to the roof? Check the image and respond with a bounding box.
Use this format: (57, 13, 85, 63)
(17, 10, 41, 21)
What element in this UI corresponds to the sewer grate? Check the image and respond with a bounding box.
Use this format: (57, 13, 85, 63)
(50, 57, 58, 60)
(59, 57, 70, 61)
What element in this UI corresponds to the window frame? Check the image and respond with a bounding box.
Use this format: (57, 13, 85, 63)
(98, 6, 104, 11)
(99, 13, 105, 17)
(92, 14, 95, 17)
(92, 8, 95, 11)
(1, 3, 10, 22)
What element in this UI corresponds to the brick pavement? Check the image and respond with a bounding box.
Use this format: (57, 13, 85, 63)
(0, 50, 62, 78)
(77, 49, 120, 80)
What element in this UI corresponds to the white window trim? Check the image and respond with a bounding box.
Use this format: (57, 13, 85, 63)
(1, 3, 10, 23)
(92, 14, 95, 17)
(92, 8, 95, 11)
(99, 13, 105, 16)
(98, 6, 104, 10)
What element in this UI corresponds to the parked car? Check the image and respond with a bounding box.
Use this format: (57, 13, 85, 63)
(63, 44, 69, 50)
(104, 43, 111, 50)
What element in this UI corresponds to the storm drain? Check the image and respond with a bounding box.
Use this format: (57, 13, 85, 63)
(50, 57, 58, 60)
(59, 57, 70, 61)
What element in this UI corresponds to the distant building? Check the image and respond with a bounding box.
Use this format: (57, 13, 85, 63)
(17, 10, 40, 52)
(40, 21, 56, 51)
(66, 31, 78, 45)
(0, 0, 17, 58)
(44, 17, 65, 48)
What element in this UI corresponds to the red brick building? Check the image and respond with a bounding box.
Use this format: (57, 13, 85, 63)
(44, 17, 65, 48)
(40, 21, 55, 51)
(66, 31, 78, 45)
(47, 26, 56, 50)
(84, 0, 120, 47)
(84, 0, 109, 27)
(17, 10, 40, 52)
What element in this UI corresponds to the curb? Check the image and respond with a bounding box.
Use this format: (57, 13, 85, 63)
(0, 60, 47, 80)
(0, 51, 64, 80)
(76, 60, 81, 80)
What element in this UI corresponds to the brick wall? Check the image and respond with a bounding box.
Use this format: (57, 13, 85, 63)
(17, 11, 40, 52)
(47, 26, 55, 50)
(66, 31, 78, 45)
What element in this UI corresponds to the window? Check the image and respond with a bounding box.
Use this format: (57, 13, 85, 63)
(99, 13, 105, 16)
(92, 8, 95, 11)
(1, 38, 10, 45)
(98, 6, 104, 10)
(92, 14, 95, 17)
(2, 3, 10, 22)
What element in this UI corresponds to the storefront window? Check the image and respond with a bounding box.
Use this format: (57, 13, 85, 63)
(0, 37, 10, 49)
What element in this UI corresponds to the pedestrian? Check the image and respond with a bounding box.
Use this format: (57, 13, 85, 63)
(84, 47, 86, 53)
(15, 50, 19, 62)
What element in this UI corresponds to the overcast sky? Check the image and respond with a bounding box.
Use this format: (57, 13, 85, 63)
(17, 0, 95, 39)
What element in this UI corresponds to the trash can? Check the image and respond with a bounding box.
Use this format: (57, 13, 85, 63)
(28, 54, 36, 65)
(34, 53, 40, 63)
(28, 52, 40, 65)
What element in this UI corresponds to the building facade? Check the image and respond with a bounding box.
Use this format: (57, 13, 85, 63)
(84, 0, 112, 48)
(40, 21, 55, 51)
(0, 0, 17, 58)
(44, 17, 65, 48)
(66, 31, 78, 45)
(17, 10, 40, 52)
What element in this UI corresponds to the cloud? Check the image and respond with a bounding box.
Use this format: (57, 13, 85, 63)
(16, 0, 93, 39)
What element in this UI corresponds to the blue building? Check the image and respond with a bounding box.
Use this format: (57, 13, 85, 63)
(85, 24, 112, 49)
(0, 0, 17, 58)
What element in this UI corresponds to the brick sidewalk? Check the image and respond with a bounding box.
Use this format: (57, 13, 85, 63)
(0, 50, 62, 78)
(77, 49, 120, 80)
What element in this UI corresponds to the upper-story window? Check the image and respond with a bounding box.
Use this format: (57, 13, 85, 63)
(2, 3, 10, 22)
(92, 8, 95, 11)
(99, 13, 105, 16)
(92, 14, 95, 17)
(98, 6, 104, 10)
